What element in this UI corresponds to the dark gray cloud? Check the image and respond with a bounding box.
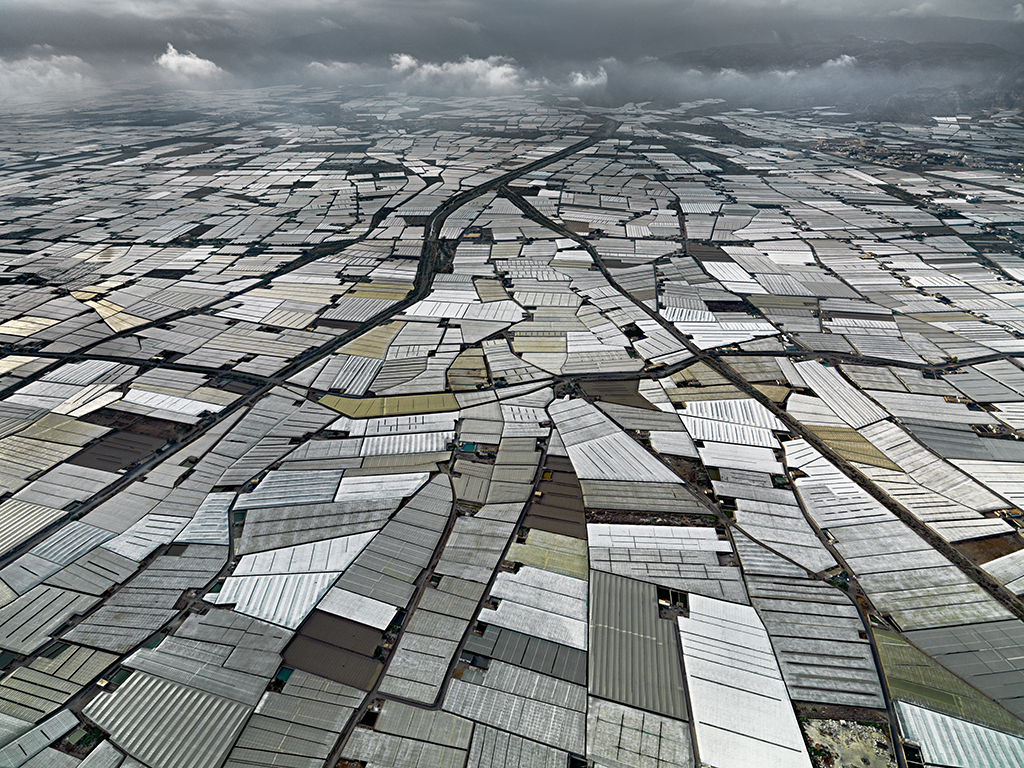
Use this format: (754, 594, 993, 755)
(1, 1, 1021, 108)
(4, 1, 1024, 63)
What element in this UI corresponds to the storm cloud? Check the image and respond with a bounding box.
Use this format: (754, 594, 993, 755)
(0, 0, 1021, 109)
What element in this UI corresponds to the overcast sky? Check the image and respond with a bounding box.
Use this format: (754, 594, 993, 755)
(2, 0, 1022, 105)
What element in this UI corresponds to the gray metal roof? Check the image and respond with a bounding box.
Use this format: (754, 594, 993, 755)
(377, 620, 464, 704)
(64, 545, 227, 653)
(588, 569, 688, 720)
(734, 497, 837, 574)
(235, 470, 346, 510)
(746, 573, 885, 710)
(589, 547, 748, 605)
(376, 700, 472, 748)
(587, 696, 693, 768)
(232, 532, 375, 577)
(579, 480, 707, 514)
(0, 709, 78, 768)
(905, 419, 1024, 463)
(29, 522, 116, 567)
(0, 644, 117, 724)
(13, 465, 118, 511)
(77, 741, 125, 768)
(463, 624, 587, 686)
(906, 620, 1024, 722)
(467, 725, 567, 768)
(793, 360, 887, 428)
(224, 680, 356, 768)
(0, 713, 31, 752)
(123, 646, 268, 707)
(333, 475, 452, 608)
(0, 555, 61, 596)
(442, 661, 586, 754)
(84, 671, 251, 768)
(0, 501, 66, 568)
(101, 514, 189, 562)
(44, 548, 139, 596)
(945, 366, 1022, 402)
(63, 606, 177, 654)
(174, 608, 292, 679)
(237, 499, 397, 556)
(433, 518, 515, 584)
(342, 728, 469, 768)
(550, 398, 684, 483)
(377, 534, 494, 704)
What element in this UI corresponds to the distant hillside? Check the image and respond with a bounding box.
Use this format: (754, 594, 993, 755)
(863, 63, 1024, 121)
(661, 39, 1020, 73)
(653, 39, 1023, 118)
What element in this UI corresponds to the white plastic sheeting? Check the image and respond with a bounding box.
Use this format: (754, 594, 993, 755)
(317, 587, 399, 630)
(122, 388, 225, 417)
(216, 532, 375, 628)
(335, 472, 430, 502)
(678, 595, 812, 768)
(549, 398, 681, 484)
(896, 701, 1024, 768)
(102, 514, 189, 562)
(174, 493, 234, 546)
(236, 470, 345, 510)
(486, 566, 588, 650)
(793, 361, 887, 428)
(587, 525, 731, 552)
(215, 571, 340, 629)
(231, 532, 375, 577)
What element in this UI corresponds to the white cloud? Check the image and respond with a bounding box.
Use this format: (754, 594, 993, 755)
(823, 54, 857, 68)
(389, 54, 532, 93)
(306, 60, 373, 85)
(0, 54, 95, 104)
(569, 66, 608, 89)
(1013, 3, 1024, 21)
(155, 43, 223, 79)
(390, 53, 419, 74)
(308, 60, 360, 76)
(310, 53, 553, 95)
(889, 3, 937, 17)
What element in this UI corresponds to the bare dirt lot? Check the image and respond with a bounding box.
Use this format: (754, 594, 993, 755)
(955, 531, 1023, 564)
(801, 719, 897, 768)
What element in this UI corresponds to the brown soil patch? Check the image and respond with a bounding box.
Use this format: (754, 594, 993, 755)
(955, 531, 1024, 565)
